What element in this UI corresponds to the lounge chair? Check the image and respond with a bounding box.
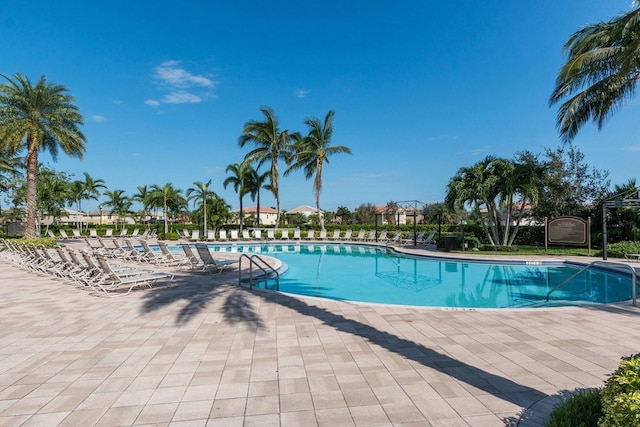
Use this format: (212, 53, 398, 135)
(194, 243, 238, 274)
(59, 229, 70, 240)
(182, 229, 191, 239)
(318, 230, 327, 240)
(267, 229, 275, 240)
(219, 230, 229, 241)
(46, 229, 57, 239)
(292, 229, 301, 240)
(206, 230, 216, 241)
(377, 230, 388, 242)
(242, 229, 251, 240)
(89, 229, 98, 238)
(92, 253, 173, 296)
(342, 229, 352, 240)
(230, 230, 239, 241)
(157, 241, 192, 267)
(354, 230, 366, 241)
(72, 229, 82, 239)
(401, 231, 415, 245)
(365, 230, 376, 242)
(189, 230, 200, 242)
(329, 230, 341, 240)
(305, 230, 315, 240)
(180, 243, 203, 269)
(386, 231, 401, 245)
(253, 229, 262, 240)
(105, 228, 114, 237)
(119, 228, 128, 237)
(140, 240, 173, 265)
(280, 229, 290, 240)
(131, 228, 140, 238)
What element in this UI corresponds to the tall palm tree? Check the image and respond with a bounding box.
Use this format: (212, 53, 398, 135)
(285, 110, 352, 231)
(550, 5, 640, 141)
(150, 183, 185, 239)
(0, 73, 86, 238)
(81, 172, 106, 230)
(223, 162, 251, 231)
(186, 180, 215, 236)
(245, 167, 270, 226)
(103, 189, 132, 230)
(238, 106, 300, 226)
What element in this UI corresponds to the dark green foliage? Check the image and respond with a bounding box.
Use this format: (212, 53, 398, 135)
(599, 354, 640, 426)
(605, 241, 640, 259)
(547, 389, 602, 427)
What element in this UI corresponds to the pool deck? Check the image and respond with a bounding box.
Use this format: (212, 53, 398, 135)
(1, 240, 639, 426)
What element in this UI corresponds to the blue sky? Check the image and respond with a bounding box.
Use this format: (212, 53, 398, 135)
(2, 1, 639, 212)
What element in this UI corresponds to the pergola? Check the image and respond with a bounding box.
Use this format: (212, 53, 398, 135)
(395, 200, 427, 246)
(602, 193, 640, 260)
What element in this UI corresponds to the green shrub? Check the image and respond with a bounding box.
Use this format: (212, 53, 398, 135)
(606, 241, 640, 259)
(547, 389, 602, 427)
(478, 244, 520, 252)
(162, 232, 180, 241)
(599, 353, 640, 426)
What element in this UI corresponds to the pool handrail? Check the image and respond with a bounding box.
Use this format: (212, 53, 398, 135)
(546, 260, 637, 306)
(238, 253, 280, 291)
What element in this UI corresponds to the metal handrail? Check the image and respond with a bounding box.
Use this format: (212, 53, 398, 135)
(238, 254, 280, 291)
(546, 260, 637, 306)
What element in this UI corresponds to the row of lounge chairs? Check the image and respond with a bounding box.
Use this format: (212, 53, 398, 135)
(82, 237, 237, 274)
(46, 228, 156, 240)
(0, 238, 173, 296)
(179, 228, 436, 244)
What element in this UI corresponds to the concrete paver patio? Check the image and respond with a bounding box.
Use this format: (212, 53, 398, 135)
(0, 249, 639, 426)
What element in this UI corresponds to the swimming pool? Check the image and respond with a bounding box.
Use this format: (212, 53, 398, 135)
(171, 243, 635, 308)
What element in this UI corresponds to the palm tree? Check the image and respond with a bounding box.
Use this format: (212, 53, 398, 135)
(149, 183, 185, 239)
(239, 106, 300, 226)
(285, 110, 352, 231)
(223, 162, 251, 231)
(550, 5, 640, 141)
(132, 185, 151, 227)
(0, 148, 21, 219)
(245, 167, 270, 226)
(0, 73, 86, 238)
(335, 206, 351, 224)
(81, 172, 106, 230)
(103, 189, 132, 230)
(66, 180, 85, 229)
(186, 180, 215, 236)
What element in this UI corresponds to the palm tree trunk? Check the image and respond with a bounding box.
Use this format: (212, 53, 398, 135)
(239, 197, 244, 231)
(316, 163, 325, 231)
(24, 144, 38, 238)
(203, 197, 207, 236)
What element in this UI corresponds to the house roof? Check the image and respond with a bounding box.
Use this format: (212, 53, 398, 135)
(232, 206, 278, 214)
(286, 205, 323, 214)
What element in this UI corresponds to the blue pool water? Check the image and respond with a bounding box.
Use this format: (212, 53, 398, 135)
(170, 243, 635, 308)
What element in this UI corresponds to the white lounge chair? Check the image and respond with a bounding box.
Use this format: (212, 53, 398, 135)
(280, 229, 290, 240)
(194, 243, 238, 274)
(329, 230, 341, 240)
(365, 230, 377, 241)
(93, 253, 173, 296)
(72, 229, 82, 239)
(354, 230, 366, 241)
(242, 229, 251, 240)
(230, 230, 239, 241)
(292, 229, 301, 240)
(342, 229, 352, 240)
(219, 230, 228, 241)
(105, 228, 114, 237)
(253, 229, 262, 240)
(189, 230, 200, 242)
(206, 230, 216, 241)
(318, 230, 327, 240)
(267, 229, 275, 240)
(59, 229, 70, 239)
(89, 229, 98, 238)
(305, 230, 315, 240)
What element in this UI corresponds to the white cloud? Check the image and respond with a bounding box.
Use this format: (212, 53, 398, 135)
(624, 145, 640, 151)
(145, 60, 217, 107)
(91, 115, 105, 122)
(470, 148, 489, 155)
(163, 90, 201, 104)
(295, 88, 309, 99)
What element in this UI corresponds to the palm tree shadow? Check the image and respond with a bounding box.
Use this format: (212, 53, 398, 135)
(253, 287, 547, 409)
(140, 271, 263, 327)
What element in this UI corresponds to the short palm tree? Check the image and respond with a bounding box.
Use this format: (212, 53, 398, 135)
(150, 183, 185, 239)
(245, 167, 270, 226)
(66, 180, 85, 229)
(0, 73, 86, 238)
(239, 106, 300, 226)
(81, 172, 106, 230)
(0, 148, 21, 219)
(223, 162, 252, 231)
(186, 180, 215, 236)
(132, 185, 152, 227)
(285, 110, 352, 231)
(550, 5, 640, 141)
(103, 189, 132, 230)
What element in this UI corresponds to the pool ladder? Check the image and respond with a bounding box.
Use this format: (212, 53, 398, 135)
(238, 254, 280, 291)
(546, 260, 637, 306)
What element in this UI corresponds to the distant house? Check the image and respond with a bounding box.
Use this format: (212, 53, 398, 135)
(86, 210, 135, 226)
(41, 208, 87, 226)
(286, 205, 323, 218)
(375, 206, 407, 225)
(231, 206, 278, 226)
